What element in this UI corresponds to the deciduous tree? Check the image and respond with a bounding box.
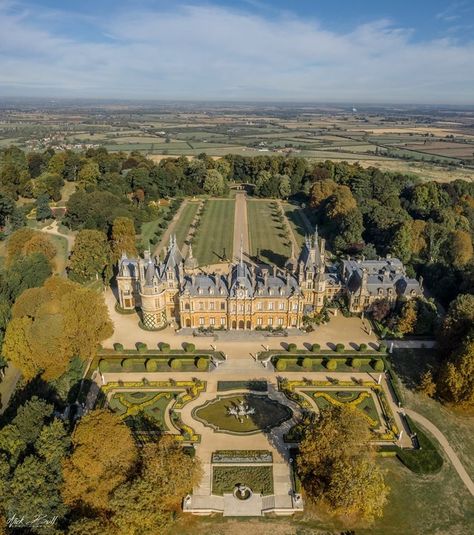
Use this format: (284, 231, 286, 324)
(62, 410, 138, 511)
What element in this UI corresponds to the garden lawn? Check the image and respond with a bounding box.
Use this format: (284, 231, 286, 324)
(173, 201, 200, 249)
(282, 202, 311, 247)
(193, 199, 235, 265)
(212, 465, 274, 495)
(194, 394, 292, 434)
(247, 200, 291, 267)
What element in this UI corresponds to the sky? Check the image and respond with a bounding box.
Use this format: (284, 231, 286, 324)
(1, 0, 474, 103)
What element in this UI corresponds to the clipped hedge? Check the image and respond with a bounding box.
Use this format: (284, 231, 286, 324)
(146, 359, 158, 372)
(350, 357, 362, 369)
(113, 343, 124, 352)
(185, 343, 195, 353)
(195, 357, 208, 370)
(159, 342, 171, 352)
(287, 343, 297, 352)
(302, 357, 313, 370)
(122, 358, 134, 371)
(170, 358, 182, 370)
(325, 359, 338, 371)
(136, 342, 148, 353)
(335, 343, 345, 353)
(358, 343, 367, 352)
(99, 359, 109, 372)
(311, 343, 320, 352)
(372, 359, 385, 372)
(379, 342, 387, 353)
(276, 359, 287, 371)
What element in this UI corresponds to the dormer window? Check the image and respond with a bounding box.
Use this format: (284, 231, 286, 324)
(198, 288, 203, 295)
(209, 288, 214, 295)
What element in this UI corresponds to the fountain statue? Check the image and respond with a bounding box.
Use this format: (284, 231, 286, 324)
(233, 483, 252, 500)
(227, 399, 256, 422)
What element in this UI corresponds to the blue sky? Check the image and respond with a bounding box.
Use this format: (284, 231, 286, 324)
(1, 0, 473, 103)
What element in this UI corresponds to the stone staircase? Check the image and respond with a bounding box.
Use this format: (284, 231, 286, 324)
(214, 358, 273, 375)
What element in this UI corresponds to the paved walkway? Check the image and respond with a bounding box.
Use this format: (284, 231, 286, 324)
(403, 408, 474, 497)
(389, 340, 437, 349)
(0, 364, 21, 415)
(233, 192, 250, 262)
(40, 220, 75, 252)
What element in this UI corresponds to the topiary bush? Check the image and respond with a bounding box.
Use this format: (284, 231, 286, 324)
(122, 358, 134, 371)
(275, 359, 287, 371)
(302, 357, 313, 370)
(159, 342, 170, 352)
(335, 343, 345, 353)
(136, 342, 147, 353)
(185, 343, 195, 353)
(325, 359, 338, 371)
(146, 359, 158, 372)
(378, 342, 387, 353)
(170, 358, 182, 370)
(113, 343, 124, 352)
(311, 343, 320, 352)
(195, 357, 208, 370)
(358, 343, 367, 352)
(350, 358, 362, 369)
(372, 359, 385, 372)
(287, 343, 297, 352)
(99, 359, 109, 372)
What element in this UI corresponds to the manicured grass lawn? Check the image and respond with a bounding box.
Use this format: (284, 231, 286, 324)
(173, 201, 200, 248)
(282, 202, 311, 247)
(193, 199, 235, 265)
(194, 394, 292, 434)
(140, 210, 169, 248)
(212, 465, 274, 495)
(395, 416, 443, 474)
(247, 200, 291, 266)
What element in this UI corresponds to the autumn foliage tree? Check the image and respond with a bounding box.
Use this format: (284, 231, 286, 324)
(111, 216, 137, 263)
(109, 435, 202, 534)
(62, 410, 138, 512)
(2, 277, 113, 380)
(68, 229, 110, 283)
(298, 406, 388, 521)
(6, 228, 56, 267)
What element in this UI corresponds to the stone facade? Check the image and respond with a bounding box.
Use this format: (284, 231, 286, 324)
(116, 233, 422, 330)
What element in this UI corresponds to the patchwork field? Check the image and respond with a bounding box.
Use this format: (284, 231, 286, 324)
(247, 200, 292, 266)
(192, 199, 235, 265)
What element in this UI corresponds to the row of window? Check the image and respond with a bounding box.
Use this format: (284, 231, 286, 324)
(197, 317, 286, 326)
(183, 301, 299, 312)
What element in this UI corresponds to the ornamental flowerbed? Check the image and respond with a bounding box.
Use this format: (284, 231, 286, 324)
(212, 450, 273, 464)
(212, 466, 274, 496)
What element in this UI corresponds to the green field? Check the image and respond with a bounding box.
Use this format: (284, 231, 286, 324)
(247, 200, 291, 266)
(192, 199, 235, 265)
(173, 201, 200, 249)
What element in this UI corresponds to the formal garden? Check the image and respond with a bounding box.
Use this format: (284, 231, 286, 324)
(99, 379, 206, 444)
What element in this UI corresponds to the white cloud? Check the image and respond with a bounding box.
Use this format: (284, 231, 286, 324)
(0, 2, 473, 103)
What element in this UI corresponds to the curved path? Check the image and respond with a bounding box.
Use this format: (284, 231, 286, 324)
(404, 408, 474, 497)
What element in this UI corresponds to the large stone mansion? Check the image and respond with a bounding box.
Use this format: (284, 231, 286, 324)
(116, 233, 422, 330)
